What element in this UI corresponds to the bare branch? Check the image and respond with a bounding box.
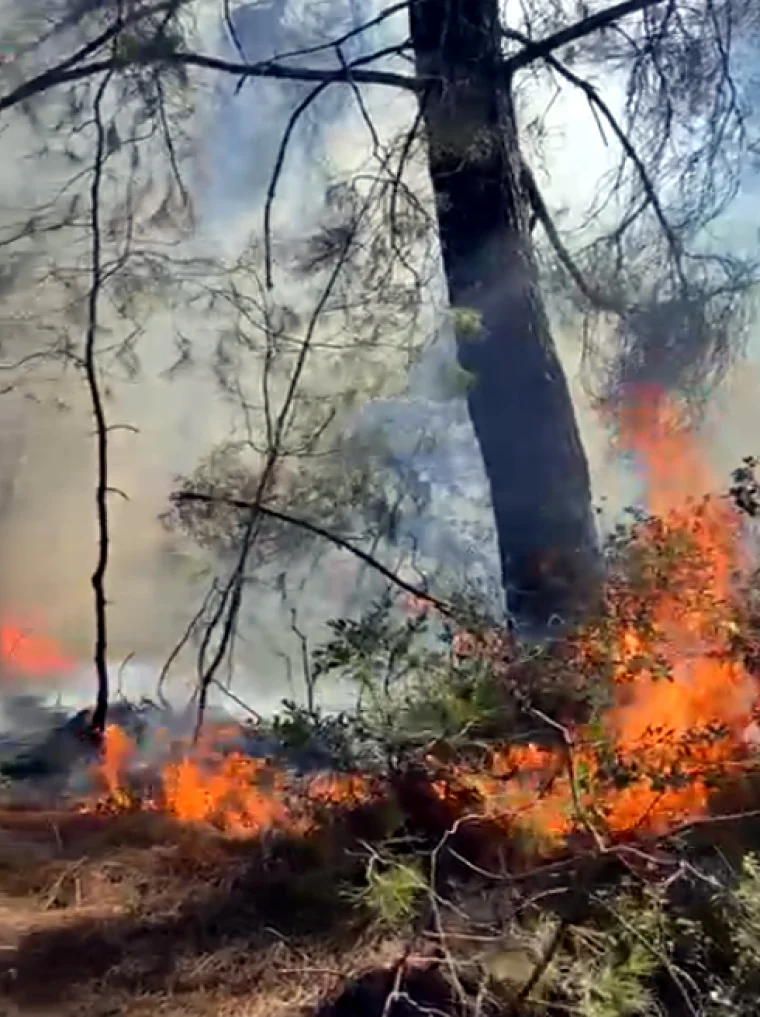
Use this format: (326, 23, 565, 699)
(263, 79, 332, 289)
(0, 47, 419, 118)
(173, 490, 455, 619)
(505, 0, 667, 73)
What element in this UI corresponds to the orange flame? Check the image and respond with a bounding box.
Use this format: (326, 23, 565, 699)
(102, 724, 136, 802)
(609, 390, 752, 799)
(75, 389, 759, 851)
(434, 389, 757, 845)
(162, 751, 291, 835)
(0, 618, 74, 677)
(85, 721, 373, 838)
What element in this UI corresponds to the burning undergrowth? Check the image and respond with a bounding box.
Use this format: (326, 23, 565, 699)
(416, 390, 760, 854)
(90, 719, 376, 839)
(2, 391, 760, 853)
(3, 392, 760, 1014)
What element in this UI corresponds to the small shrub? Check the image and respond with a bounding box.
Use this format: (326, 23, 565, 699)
(351, 853, 427, 929)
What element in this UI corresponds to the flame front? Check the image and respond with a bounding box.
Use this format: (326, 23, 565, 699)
(71, 390, 760, 850)
(606, 390, 753, 830)
(162, 750, 291, 834)
(437, 390, 758, 844)
(92, 723, 371, 837)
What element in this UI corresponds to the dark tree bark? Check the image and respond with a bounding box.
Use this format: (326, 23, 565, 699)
(409, 0, 601, 630)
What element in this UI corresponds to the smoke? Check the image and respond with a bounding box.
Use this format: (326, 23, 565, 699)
(0, 0, 756, 719)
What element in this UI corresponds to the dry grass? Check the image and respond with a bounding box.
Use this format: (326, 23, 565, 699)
(0, 807, 407, 1017)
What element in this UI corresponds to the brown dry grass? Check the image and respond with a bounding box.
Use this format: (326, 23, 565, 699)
(0, 807, 405, 1017)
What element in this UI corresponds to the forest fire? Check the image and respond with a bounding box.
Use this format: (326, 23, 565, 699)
(86, 723, 373, 837)
(1, 392, 758, 857)
(433, 389, 760, 846)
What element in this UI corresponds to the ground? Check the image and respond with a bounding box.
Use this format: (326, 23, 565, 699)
(0, 808, 406, 1017)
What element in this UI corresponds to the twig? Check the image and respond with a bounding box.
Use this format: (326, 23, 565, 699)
(263, 79, 332, 289)
(521, 47, 686, 288)
(509, 916, 569, 1014)
(193, 185, 402, 739)
(596, 896, 700, 1017)
(156, 579, 219, 707)
(529, 708, 607, 853)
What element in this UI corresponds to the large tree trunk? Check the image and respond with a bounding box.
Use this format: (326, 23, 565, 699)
(409, 0, 600, 630)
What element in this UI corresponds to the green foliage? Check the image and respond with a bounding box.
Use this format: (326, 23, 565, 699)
(310, 596, 513, 756)
(451, 307, 485, 342)
(731, 853, 760, 971)
(269, 701, 358, 770)
(570, 891, 663, 1017)
(353, 854, 427, 929)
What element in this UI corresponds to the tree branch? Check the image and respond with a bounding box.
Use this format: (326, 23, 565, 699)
(520, 158, 626, 316)
(546, 52, 686, 288)
(189, 201, 375, 740)
(263, 79, 332, 288)
(172, 491, 455, 619)
(0, 47, 420, 117)
(504, 29, 686, 290)
(504, 0, 667, 74)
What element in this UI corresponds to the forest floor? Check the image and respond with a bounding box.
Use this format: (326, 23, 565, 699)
(0, 805, 411, 1017)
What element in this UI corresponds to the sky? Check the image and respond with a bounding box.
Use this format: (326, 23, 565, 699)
(0, 0, 757, 714)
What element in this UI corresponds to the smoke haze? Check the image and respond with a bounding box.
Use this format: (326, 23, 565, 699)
(0, 0, 757, 713)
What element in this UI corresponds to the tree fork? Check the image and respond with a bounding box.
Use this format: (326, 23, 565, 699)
(409, 0, 601, 630)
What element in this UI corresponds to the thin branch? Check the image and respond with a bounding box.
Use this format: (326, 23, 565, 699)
(263, 79, 332, 289)
(209, 676, 262, 723)
(173, 490, 455, 619)
(521, 158, 626, 315)
(509, 916, 569, 1014)
(84, 71, 113, 737)
(190, 216, 367, 740)
(253, 0, 411, 67)
(530, 707, 607, 852)
(156, 578, 219, 707)
(15, 0, 177, 76)
(548, 54, 685, 285)
(504, 0, 667, 74)
(506, 33, 686, 290)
